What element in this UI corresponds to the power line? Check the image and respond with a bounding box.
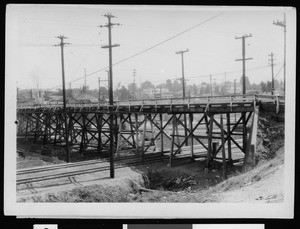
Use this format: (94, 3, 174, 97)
(186, 64, 270, 79)
(48, 12, 224, 90)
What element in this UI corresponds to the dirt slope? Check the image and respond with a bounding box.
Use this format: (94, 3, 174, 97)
(204, 146, 284, 203)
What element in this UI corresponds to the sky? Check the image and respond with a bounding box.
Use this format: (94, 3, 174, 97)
(6, 5, 296, 90)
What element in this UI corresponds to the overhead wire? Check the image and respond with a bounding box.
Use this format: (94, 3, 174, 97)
(48, 11, 225, 90)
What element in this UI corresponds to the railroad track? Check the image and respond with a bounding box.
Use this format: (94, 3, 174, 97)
(16, 153, 140, 175)
(17, 139, 244, 186)
(16, 154, 169, 185)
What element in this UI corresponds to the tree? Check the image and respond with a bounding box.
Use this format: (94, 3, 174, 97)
(128, 83, 137, 99)
(192, 84, 198, 96)
(172, 80, 181, 93)
(220, 83, 226, 95)
(165, 79, 172, 91)
(140, 80, 155, 90)
(214, 84, 220, 95)
(240, 76, 251, 91)
(260, 81, 267, 93)
(115, 86, 131, 101)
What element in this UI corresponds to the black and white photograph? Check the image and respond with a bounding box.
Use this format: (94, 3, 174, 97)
(4, 4, 295, 218)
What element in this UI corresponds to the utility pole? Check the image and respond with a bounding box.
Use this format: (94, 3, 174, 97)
(234, 79, 237, 95)
(268, 52, 275, 95)
(99, 13, 120, 178)
(175, 49, 189, 98)
(273, 13, 286, 94)
(17, 86, 19, 101)
(210, 74, 213, 96)
(37, 83, 39, 99)
(176, 49, 189, 146)
(235, 34, 252, 159)
(98, 77, 101, 102)
(235, 34, 253, 95)
(133, 69, 136, 99)
(159, 85, 161, 98)
(224, 72, 227, 95)
(54, 35, 70, 163)
(84, 68, 87, 92)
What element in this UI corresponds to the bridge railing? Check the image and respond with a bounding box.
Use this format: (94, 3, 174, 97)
(17, 94, 285, 110)
(17, 94, 258, 109)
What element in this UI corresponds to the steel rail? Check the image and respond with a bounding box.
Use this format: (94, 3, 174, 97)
(17, 154, 140, 175)
(17, 139, 243, 185)
(16, 155, 169, 185)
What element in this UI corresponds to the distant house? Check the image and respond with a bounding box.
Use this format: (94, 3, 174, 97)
(49, 95, 63, 102)
(73, 93, 98, 103)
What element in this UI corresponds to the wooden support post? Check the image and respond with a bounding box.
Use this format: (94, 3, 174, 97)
(141, 114, 147, 159)
(43, 113, 49, 145)
(243, 107, 259, 171)
(116, 114, 123, 157)
(25, 114, 29, 140)
(226, 113, 232, 163)
(135, 113, 139, 155)
(184, 113, 188, 146)
(206, 114, 214, 169)
(150, 114, 154, 145)
(159, 113, 164, 155)
(168, 114, 176, 167)
(97, 114, 103, 155)
(128, 114, 136, 148)
(175, 114, 180, 153)
(34, 113, 40, 143)
(204, 114, 209, 133)
(220, 115, 227, 179)
(67, 113, 73, 146)
(189, 113, 194, 158)
(212, 142, 219, 158)
(114, 115, 118, 146)
(242, 112, 247, 154)
(53, 114, 58, 146)
(79, 114, 86, 156)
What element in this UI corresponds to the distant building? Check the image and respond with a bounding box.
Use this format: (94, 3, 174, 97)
(73, 93, 98, 103)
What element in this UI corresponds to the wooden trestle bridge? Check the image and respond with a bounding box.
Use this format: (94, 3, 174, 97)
(17, 94, 285, 175)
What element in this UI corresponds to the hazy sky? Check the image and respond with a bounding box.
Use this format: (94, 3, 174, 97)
(6, 5, 296, 90)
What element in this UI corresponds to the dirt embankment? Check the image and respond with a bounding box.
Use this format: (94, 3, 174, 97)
(255, 112, 285, 161)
